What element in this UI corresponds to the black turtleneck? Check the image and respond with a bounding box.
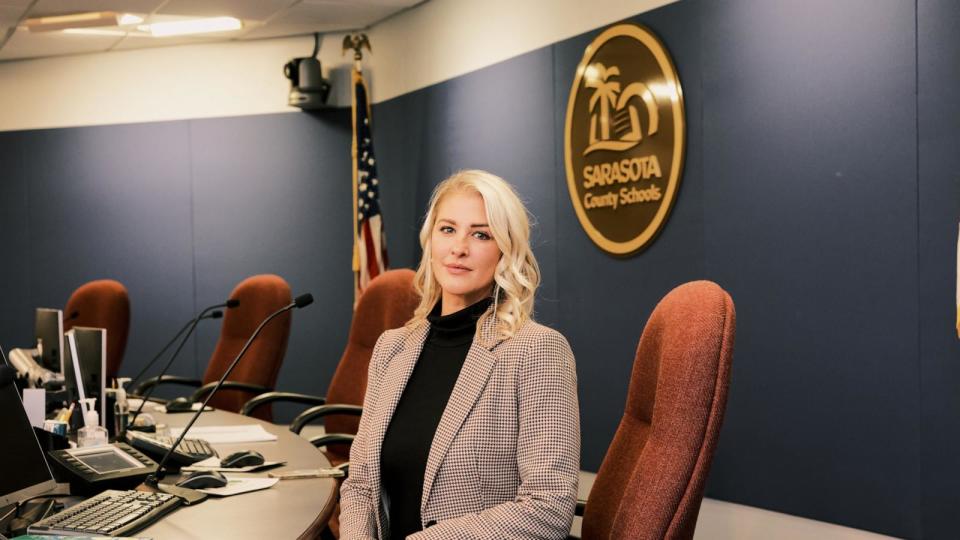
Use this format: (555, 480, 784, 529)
(380, 296, 492, 540)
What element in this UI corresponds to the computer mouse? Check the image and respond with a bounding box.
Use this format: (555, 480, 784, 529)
(176, 470, 228, 489)
(165, 397, 195, 413)
(221, 450, 265, 468)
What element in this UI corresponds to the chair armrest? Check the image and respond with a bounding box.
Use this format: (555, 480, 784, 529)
(309, 433, 356, 448)
(240, 392, 327, 417)
(132, 375, 202, 396)
(290, 404, 363, 435)
(190, 381, 272, 402)
(566, 500, 587, 540)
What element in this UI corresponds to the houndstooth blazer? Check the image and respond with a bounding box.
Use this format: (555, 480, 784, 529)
(339, 304, 580, 540)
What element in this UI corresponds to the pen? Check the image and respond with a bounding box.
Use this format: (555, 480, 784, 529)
(59, 402, 75, 423)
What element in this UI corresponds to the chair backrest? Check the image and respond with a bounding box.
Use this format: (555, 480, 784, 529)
(582, 280, 736, 540)
(202, 274, 292, 420)
(64, 279, 130, 382)
(323, 269, 418, 462)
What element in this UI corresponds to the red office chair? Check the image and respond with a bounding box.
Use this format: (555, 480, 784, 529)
(243, 268, 419, 462)
(577, 280, 736, 540)
(135, 274, 293, 421)
(242, 269, 419, 539)
(64, 279, 130, 382)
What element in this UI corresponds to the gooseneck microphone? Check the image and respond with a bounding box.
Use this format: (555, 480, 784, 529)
(145, 293, 313, 502)
(128, 306, 230, 389)
(126, 299, 239, 433)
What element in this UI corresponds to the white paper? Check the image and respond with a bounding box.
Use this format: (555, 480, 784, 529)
(197, 476, 279, 496)
(189, 456, 221, 468)
(127, 398, 144, 409)
(169, 424, 278, 444)
(181, 457, 286, 473)
(22, 388, 45, 428)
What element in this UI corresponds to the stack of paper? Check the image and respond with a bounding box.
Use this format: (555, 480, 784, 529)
(169, 424, 278, 444)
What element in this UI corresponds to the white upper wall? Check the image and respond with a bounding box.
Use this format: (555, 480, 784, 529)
(366, 0, 676, 104)
(0, 34, 353, 132)
(0, 0, 677, 132)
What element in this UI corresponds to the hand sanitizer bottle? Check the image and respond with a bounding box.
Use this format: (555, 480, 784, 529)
(77, 398, 108, 447)
(113, 378, 131, 436)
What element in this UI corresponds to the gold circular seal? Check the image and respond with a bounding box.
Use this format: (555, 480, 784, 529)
(564, 23, 685, 256)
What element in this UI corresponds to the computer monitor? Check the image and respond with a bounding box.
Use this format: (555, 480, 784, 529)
(0, 366, 57, 507)
(34, 308, 64, 372)
(63, 327, 107, 426)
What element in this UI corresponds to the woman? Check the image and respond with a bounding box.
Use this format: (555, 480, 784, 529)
(340, 170, 580, 540)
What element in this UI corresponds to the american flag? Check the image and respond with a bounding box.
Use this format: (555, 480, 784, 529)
(352, 69, 389, 301)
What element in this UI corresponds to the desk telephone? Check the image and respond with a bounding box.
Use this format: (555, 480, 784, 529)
(47, 442, 157, 495)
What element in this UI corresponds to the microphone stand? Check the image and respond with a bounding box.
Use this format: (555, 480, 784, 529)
(144, 294, 313, 505)
(128, 319, 194, 391)
(125, 300, 237, 436)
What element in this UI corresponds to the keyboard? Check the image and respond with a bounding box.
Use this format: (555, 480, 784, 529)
(28, 489, 181, 537)
(127, 432, 218, 466)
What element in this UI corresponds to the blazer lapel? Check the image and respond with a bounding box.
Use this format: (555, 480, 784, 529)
(420, 308, 506, 514)
(369, 323, 429, 493)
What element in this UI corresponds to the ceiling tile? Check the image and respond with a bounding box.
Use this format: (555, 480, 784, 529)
(275, 0, 397, 28)
(0, 0, 421, 61)
(0, 5, 26, 26)
(302, 0, 420, 7)
(30, 0, 165, 17)
(157, 0, 292, 21)
(240, 21, 351, 41)
(0, 26, 119, 60)
(110, 32, 224, 51)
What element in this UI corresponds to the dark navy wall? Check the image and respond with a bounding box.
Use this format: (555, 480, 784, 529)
(700, 0, 920, 536)
(372, 1, 956, 538)
(0, 110, 404, 420)
(918, 0, 960, 536)
(2, 0, 959, 537)
(0, 123, 197, 384)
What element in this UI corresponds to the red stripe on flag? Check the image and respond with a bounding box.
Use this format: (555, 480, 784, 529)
(363, 220, 380, 283)
(381, 230, 389, 270)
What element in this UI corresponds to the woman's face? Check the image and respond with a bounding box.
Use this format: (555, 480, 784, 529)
(430, 191, 502, 315)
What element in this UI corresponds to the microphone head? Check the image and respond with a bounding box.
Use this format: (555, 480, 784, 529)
(226, 299, 240, 309)
(293, 294, 314, 309)
(209, 310, 224, 319)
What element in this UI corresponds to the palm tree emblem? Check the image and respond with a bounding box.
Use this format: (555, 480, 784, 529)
(583, 62, 659, 155)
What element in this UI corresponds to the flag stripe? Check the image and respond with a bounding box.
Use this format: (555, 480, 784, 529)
(352, 68, 389, 302)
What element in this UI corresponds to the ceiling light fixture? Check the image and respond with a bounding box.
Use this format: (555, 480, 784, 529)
(61, 28, 127, 37)
(24, 11, 120, 32)
(117, 14, 144, 26)
(141, 17, 242, 37)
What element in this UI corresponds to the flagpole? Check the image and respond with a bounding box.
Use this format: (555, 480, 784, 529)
(346, 33, 376, 306)
(351, 67, 360, 305)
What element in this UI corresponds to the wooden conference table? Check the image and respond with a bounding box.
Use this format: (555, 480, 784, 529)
(135, 405, 338, 539)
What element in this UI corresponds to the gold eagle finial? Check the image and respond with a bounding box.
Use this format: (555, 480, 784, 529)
(342, 33, 372, 62)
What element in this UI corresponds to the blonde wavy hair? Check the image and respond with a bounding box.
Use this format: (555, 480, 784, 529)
(409, 170, 541, 339)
